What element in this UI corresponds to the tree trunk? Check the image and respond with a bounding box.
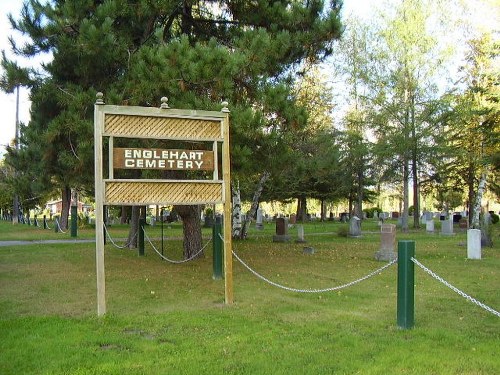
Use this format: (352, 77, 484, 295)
(356, 168, 363, 218)
(241, 171, 270, 239)
(402, 160, 409, 232)
(127, 206, 141, 248)
(175, 204, 203, 259)
(296, 195, 307, 222)
(467, 164, 475, 227)
(120, 206, 128, 224)
(320, 200, 327, 221)
(232, 182, 242, 238)
(471, 172, 487, 229)
(60, 185, 71, 230)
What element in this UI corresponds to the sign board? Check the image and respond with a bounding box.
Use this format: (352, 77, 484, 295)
(94, 94, 233, 316)
(113, 148, 214, 170)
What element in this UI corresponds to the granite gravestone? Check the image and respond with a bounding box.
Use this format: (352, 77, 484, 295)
(273, 217, 291, 242)
(375, 224, 397, 261)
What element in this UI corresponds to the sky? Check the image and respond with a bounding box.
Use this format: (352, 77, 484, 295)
(0, 0, 497, 157)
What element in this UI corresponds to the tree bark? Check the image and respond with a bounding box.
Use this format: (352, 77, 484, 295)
(296, 195, 307, 222)
(60, 185, 71, 230)
(232, 182, 242, 238)
(120, 206, 128, 224)
(175, 204, 203, 259)
(402, 160, 409, 232)
(127, 206, 141, 248)
(241, 171, 270, 239)
(471, 172, 487, 229)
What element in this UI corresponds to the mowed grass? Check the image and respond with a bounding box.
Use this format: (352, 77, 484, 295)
(0, 219, 499, 374)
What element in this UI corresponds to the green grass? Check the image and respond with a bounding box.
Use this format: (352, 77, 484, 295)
(0, 219, 499, 374)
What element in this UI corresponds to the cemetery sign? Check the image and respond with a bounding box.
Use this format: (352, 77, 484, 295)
(94, 94, 233, 316)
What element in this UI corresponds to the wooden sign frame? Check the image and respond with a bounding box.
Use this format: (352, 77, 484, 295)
(94, 94, 233, 316)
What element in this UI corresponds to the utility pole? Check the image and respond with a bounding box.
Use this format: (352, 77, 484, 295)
(12, 85, 20, 224)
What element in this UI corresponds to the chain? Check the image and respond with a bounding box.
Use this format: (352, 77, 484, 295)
(144, 229, 211, 264)
(411, 257, 500, 318)
(232, 250, 397, 293)
(54, 218, 68, 233)
(103, 224, 137, 249)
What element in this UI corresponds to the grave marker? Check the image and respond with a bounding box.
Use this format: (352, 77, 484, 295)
(375, 224, 397, 261)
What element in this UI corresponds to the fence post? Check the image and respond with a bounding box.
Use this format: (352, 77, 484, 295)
(54, 217, 59, 233)
(212, 216, 223, 279)
(138, 218, 145, 256)
(397, 240, 415, 329)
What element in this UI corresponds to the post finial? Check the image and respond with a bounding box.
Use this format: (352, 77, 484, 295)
(95, 92, 104, 105)
(160, 97, 169, 109)
(221, 101, 229, 113)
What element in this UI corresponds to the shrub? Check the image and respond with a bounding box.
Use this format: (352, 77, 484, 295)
(337, 225, 349, 237)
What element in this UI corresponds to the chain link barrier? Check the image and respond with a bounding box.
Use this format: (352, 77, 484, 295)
(411, 257, 500, 318)
(144, 229, 211, 264)
(232, 248, 397, 293)
(103, 224, 138, 249)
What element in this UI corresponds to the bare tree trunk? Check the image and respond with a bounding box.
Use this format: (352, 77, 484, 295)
(232, 182, 242, 238)
(241, 171, 270, 239)
(128, 206, 140, 248)
(471, 172, 487, 229)
(120, 206, 128, 224)
(60, 185, 71, 230)
(175, 204, 203, 259)
(412, 155, 420, 229)
(296, 195, 307, 222)
(402, 160, 409, 232)
(320, 200, 327, 221)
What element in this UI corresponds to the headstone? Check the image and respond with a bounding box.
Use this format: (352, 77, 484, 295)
(295, 224, 306, 243)
(420, 214, 426, 225)
(452, 214, 462, 223)
(340, 212, 349, 222)
(272, 217, 291, 242)
(150, 216, 156, 227)
(425, 211, 433, 222)
(375, 224, 396, 261)
(256, 208, 264, 230)
(426, 219, 435, 233)
(467, 229, 481, 259)
(349, 216, 361, 237)
(373, 211, 378, 219)
(392, 211, 399, 218)
(441, 219, 454, 236)
(397, 217, 403, 227)
(303, 246, 315, 254)
(289, 214, 296, 225)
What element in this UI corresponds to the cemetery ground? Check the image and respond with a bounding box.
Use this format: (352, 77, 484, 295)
(0, 219, 499, 374)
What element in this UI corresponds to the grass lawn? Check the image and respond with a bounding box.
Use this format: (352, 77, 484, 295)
(0, 219, 499, 374)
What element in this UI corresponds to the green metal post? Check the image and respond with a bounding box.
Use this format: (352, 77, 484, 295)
(43, 215, 47, 229)
(397, 240, 415, 329)
(70, 205, 78, 237)
(212, 216, 223, 279)
(138, 218, 145, 256)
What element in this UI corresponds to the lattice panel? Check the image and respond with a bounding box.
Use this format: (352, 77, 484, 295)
(104, 114, 222, 140)
(104, 181, 223, 205)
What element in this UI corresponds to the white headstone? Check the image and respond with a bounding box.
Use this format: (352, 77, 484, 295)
(426, 219, 434, 233)
(441, 219, 454, 235)
(467, 229, 481, 259)
(295, 224, 306, 243)
(256, 208, 264, 230)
